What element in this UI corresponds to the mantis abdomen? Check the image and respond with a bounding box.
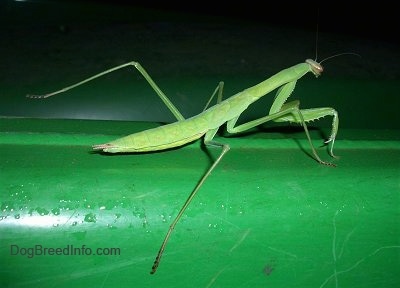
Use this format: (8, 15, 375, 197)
(93, 119, 206, 153)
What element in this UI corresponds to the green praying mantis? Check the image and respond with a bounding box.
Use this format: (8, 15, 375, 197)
(27, 56, 341, 274)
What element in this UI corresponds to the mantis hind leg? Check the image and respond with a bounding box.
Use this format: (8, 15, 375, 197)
(27, 61, 185, 121)
(150, 128, 230, 274)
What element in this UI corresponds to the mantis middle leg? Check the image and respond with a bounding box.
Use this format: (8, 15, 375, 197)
(202, 81, 224, 111)
(150, 128, 230, 274)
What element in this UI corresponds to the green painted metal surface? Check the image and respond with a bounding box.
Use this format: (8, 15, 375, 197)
(1, 118, 399, 287)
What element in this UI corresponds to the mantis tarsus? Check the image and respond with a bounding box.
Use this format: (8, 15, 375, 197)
(27, 58, 339, 274)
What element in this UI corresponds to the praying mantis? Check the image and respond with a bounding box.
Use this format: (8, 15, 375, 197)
(27, 57, 340, 274)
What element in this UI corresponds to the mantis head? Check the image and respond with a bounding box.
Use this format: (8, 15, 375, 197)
(305, 59, 323, 77)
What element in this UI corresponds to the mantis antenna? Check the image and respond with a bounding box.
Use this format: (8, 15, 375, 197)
(313, 9, 361, 64)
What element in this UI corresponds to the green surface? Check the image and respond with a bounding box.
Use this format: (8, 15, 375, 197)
(1, 118, 399, 287)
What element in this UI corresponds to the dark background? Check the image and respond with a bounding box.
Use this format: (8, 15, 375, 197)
(1, 0, 396, 41)
(1, 0, 399, 128)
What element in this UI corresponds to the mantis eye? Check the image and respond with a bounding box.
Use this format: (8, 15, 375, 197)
(305, 59, 324, 77)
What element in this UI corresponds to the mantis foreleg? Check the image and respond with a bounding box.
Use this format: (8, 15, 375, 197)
(269, 80, 339, 158)
(226, 100, 336, 166)
(274, 106, 339, 158)
(150, 128, 230, 274)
